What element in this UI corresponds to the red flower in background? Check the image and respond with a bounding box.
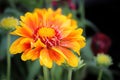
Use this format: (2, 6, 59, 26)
(52, 0, 58, 8)
(52, 0, 76, 10)
(91, 32, 111, 55)
(69, 2, 76, 10)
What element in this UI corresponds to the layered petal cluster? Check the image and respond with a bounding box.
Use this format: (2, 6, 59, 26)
(9, 8, 86, 68)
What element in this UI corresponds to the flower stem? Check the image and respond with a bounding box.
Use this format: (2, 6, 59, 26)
(68, 69, 72, 80)
(79, 0, 87, 36)
(7, 34, 11, 80)
(43, 66, 49, 80)
(97, 69, 103, 80)
(79, 0, 85, 27)
(50, 65, 55, 80)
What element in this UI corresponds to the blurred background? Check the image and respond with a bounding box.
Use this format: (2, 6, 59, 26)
(85, 0, 120, 79)
(0, 0, 120, 80)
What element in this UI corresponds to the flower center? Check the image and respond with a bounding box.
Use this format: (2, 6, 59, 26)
(37, 27, 60, 47)
(38, 27, 55, 37)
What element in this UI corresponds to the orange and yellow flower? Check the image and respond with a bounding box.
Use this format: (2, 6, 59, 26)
(9, 8, 86, 68)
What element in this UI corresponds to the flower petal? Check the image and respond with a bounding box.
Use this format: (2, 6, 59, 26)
(49, 49, 65, 65)
(24, 47, 40, 61)
(20, 12, 39, 31)
(63, 28, 84, 40)
(10, 25, 33, 38)
(34, 39, 46, 48)
(9, 37, 32, 54)
(60, 41, 81, 55)
(9, 37, 24, 54)
(21, 49, 30, 61)
(60, 20, 74, 38)
(61, 28, 86, 53)
(52, 47, 67, 59)
(78, 39, 86, 49)
(59, 47, 79, 67)
(40, 48, 53, 68)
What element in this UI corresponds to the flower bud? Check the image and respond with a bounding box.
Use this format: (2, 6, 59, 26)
(96, 53, 112, 67)
(0, 17, 19, 30)
(91, 32, 111, 55)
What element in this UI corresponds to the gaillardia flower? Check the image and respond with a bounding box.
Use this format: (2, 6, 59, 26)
(9, 8, 86, 68)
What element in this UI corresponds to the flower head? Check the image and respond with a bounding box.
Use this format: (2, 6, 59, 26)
(9, 8, 86, 68)
(0, 17, 19, 29)
(91, 32, 111, 55)
(96, 53, 112, 66)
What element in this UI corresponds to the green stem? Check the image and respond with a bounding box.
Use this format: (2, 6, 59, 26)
(97, 69, 103, 80)
(43, 66, 49, 80)
(51, 66, 54, 80)
(79, 0, 85, 27)
(68, 69, 72, 80)
(80, 0, 85, 20)
(7, 34, 11, 80)
(51, 70, 54, 80)
(78, 0, 86, 36)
